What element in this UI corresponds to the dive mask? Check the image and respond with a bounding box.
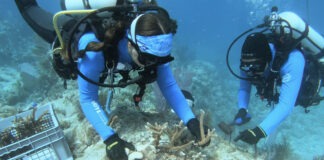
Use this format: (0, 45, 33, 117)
(127, 14, 174, 66)
(240, 59, 266, 77)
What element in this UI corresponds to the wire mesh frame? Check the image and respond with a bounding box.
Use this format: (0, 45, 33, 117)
(0, 127, 64, 160)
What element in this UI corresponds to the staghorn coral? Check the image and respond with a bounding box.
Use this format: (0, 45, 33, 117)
(13, 107, 50, 136)
(196, 109, 215, 146)
(146, 121, 194, 153)
(0, 107, 51, 147)
(145, 122, 168, 147)
(108, 115, 118, 127)
(145, 109, 215, 154)
(163, 121, 194, 152)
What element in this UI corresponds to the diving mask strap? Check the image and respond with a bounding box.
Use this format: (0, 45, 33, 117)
(129, 14, 144, 45)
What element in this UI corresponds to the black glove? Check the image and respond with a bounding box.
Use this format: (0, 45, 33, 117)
(234, 126, 267, 144)
(234, 108, 251, 125)
(104, 134, 135, 160)
(187, 118, 210, 147)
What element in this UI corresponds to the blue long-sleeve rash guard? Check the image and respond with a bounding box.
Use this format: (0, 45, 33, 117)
(77, 32, 195, 141)
(238, 43, 305, 136)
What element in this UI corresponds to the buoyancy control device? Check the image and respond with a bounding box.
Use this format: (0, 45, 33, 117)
(52, 0, 171, 88)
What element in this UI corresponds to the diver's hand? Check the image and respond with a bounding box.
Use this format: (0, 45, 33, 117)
(234, 108, 251, 125)
(187, 118, 211, 147)
(104, 134, 135, 160)
(234, 126, 266, 144)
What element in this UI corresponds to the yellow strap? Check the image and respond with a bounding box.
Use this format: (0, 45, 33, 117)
(258, 126, 267, 137)
(107, 141, 119, 150)
(247, 129, 256, 137)
(52, 10, 95, 56)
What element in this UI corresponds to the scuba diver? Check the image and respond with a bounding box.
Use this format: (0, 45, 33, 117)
(225, 6, 324, 145)
(15, 0, 211, 159)
(234, 32, 305, 144)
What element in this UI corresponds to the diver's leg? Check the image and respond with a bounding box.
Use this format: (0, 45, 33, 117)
(15, 0, 56, 43)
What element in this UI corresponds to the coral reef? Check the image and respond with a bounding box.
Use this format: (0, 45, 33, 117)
(0, 58, 268, 160)
(0, 67, 25, 106)
(196, 110, 215, 146)
(145, 110, 215, 156)
(265, 137, 292, 160)
(314, 155, 324, 160)
(146, 121, 194, 152)
(2, 34, 320, 159)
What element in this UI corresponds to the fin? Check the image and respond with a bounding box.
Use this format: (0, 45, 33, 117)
(15, 0, 56, 43)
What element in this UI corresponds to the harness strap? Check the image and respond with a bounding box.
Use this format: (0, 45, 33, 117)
(262, 22, 310, 104)
(255, 75, 279, 106)
(82, 0, 91, 9)
(314, 48, 324, 59)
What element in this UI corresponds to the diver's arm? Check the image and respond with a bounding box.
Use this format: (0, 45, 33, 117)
(77, 33, 115, 140)
(259, 49, 305, 135)
(15, 0, 56, 43)
(156, 63, 195, 125)
(238, 72, 252, 109)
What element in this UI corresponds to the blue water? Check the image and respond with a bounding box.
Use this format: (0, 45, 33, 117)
(1, 0, 324, 159)
(1, 0, 323, 62)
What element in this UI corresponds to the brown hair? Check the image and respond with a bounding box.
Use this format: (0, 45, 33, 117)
(83, 20, 126, 68)
(135, 13, 177, 36)
(85, 20, 126, 51)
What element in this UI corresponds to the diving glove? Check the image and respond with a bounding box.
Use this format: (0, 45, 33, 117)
(234, 108, 251, 125)
(187, 118, 210, 147)
(234, 126, 267, 144)
(104, 134, 135, 160)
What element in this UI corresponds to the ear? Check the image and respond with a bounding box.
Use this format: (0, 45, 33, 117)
(128, 42, 134, 53)
(128, 41, 135, 49)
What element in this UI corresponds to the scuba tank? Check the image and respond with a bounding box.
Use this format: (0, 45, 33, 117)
(61, 0, 117, 10)
(270, 11, 324, 63)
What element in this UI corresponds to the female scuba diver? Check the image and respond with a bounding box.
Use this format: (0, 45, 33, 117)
(14, 0, 211, 159)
